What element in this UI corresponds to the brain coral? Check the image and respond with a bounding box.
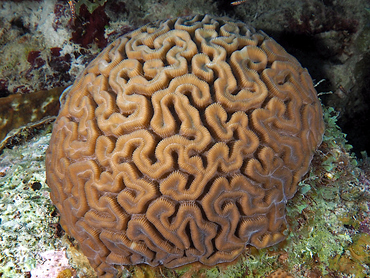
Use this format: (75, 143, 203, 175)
(45, 15, 325, 277)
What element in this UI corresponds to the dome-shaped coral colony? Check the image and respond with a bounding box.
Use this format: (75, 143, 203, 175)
(45, 15, 325, 277)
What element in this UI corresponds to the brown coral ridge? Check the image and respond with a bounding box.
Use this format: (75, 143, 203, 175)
(45, 15, 325, 277)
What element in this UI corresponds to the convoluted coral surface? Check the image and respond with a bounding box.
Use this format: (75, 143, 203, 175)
(45, 15, 324, 277)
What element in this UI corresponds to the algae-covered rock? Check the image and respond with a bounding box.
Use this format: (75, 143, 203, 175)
(0, 132, 62, 277)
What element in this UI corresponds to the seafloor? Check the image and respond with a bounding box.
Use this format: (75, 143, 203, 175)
(0, 0, 369, 277)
